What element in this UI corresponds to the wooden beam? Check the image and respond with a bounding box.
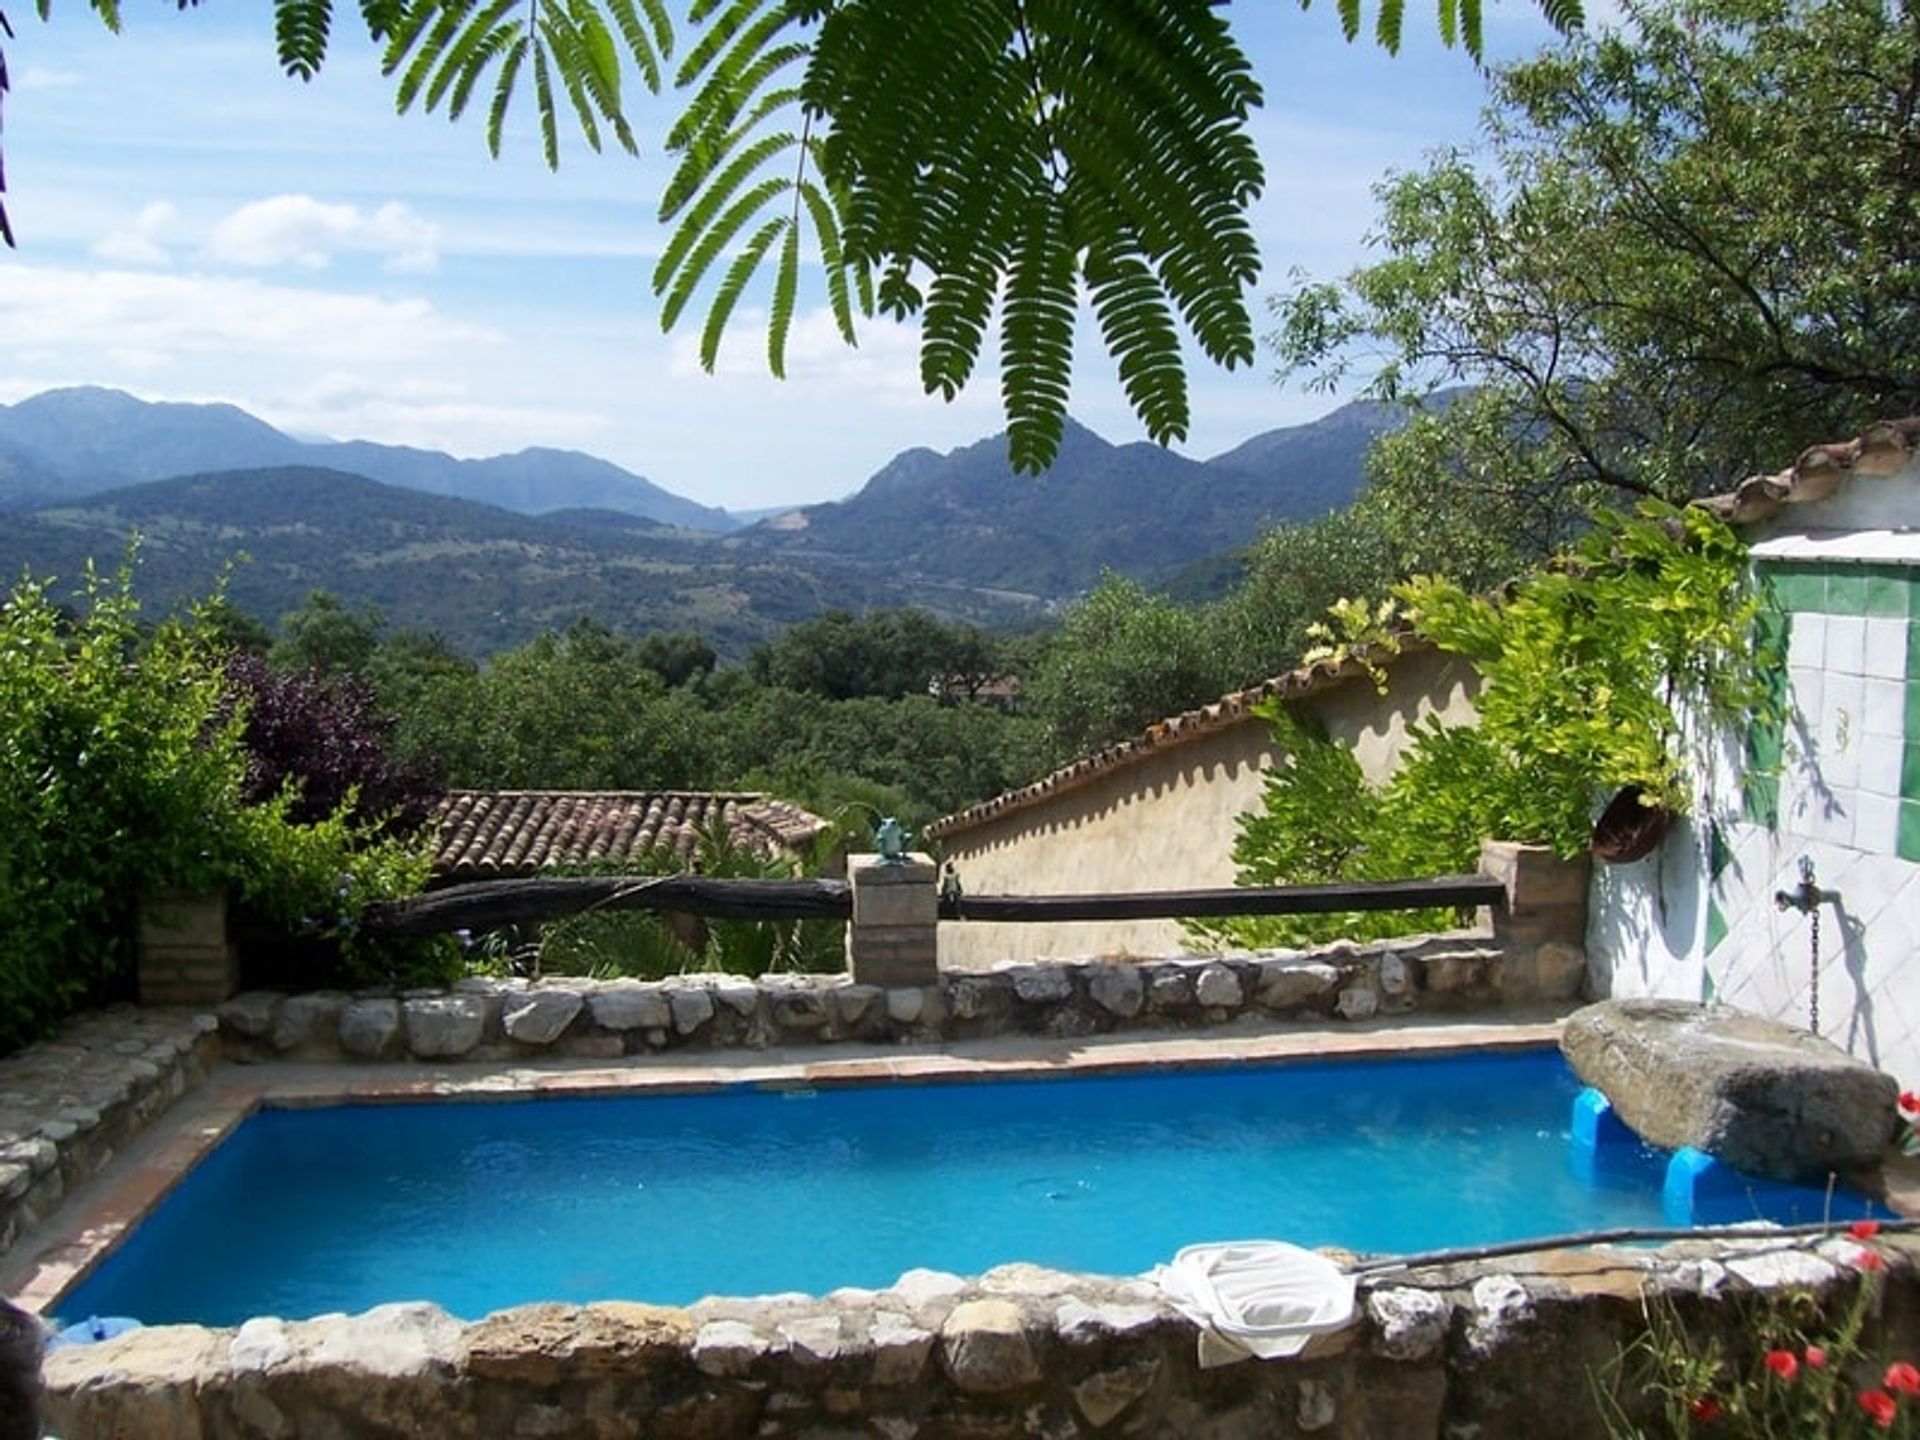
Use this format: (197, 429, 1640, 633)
(936, 876, 1505, 923)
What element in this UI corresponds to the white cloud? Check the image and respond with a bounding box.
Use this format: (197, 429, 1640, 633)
(266, 373, 612, 459)
(0, 264, 495, 365)
(90, 202, 179, 267)
(204, 195, 442, 274)
(18, 66, 83, 91)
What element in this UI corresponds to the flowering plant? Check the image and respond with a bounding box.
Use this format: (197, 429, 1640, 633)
(1603, 1236, 1916, 1437)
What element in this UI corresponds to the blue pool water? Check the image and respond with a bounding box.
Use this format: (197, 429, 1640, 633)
(58, 1050, 1872, 1326)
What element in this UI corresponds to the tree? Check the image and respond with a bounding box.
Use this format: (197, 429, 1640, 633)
(1272, 0, 1920, 559)
(3, 0, 1582, 472)
(272, 590, 385, 678)
(1026, 572, 1228, 763)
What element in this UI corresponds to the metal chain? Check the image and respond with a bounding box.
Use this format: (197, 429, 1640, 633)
(1809, 902, 1821, 1036)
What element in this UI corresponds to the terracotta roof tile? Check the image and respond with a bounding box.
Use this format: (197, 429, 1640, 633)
(431, 790, 830, 879)
(1696, 418, 1920, 525)
(925, 637, 1429, 842)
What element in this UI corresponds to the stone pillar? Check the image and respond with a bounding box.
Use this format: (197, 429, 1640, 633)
(847, 852, 939, 987)
(135, 888, 239, 1006)
(1479, 840, 1590, 1001)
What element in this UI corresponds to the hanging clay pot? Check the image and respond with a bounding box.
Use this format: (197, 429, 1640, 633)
(1591, 784, 1674, 864)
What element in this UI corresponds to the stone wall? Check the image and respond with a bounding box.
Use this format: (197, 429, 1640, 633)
(215, 931, 1575, 1066)
(41, 1233, 1920, 1439)
(0, 1009, 218, 1260)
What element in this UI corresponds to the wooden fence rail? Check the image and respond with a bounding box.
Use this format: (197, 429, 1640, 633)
(361, 873, 1506, 938)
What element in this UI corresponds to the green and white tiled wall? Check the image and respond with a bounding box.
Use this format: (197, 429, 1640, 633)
(1696, 555, 1920, 1070)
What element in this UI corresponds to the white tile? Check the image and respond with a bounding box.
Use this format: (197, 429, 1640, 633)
(1788, 616, 1827, 669)
(1826, 672, 1867, 746)
(1824, 737, 1863, 793)
(1855, 791, 1902, 853)
(1865, 678, 1908, 740)
(1860, 735, 1905, 798)
(1788, 671, 1824, 731)
(1828, 615, 1868, 676)
(1814, 793, 1858, 849)
(1865, 618, 1912, 681)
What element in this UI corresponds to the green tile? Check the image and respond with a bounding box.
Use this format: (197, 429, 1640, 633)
(1771, 567, 1826, 613)
(1701, 967, 1717, 1002)
(1905, 742, 1920, 802)
(1901, 800, 1920, 863)
(1908, 679, 1920, 737)
(1747, 725, 1783, 771)
(1827, 570, 1869, 615)
(1909, 620, 1920, 677)
(1868, 569, 1913, 618)
(1708, 821, 1732, 882)
(1705, 900, 1729, 954)
(1744, 772, 1780, 829)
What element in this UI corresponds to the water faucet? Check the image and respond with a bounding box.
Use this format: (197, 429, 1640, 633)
(1774, 855, 1834, 913)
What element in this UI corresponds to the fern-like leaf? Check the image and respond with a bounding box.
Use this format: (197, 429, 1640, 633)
(699, 215, 786, 370)
(275, 0, 335, 79)
(1001, 196, 1077, 473)
(766, 218, 800, 377)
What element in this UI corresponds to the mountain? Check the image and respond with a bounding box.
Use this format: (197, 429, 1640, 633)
(739, 399, 1405, 597)
(0, 387, 736, 532)
(0, 466, 1036, 658)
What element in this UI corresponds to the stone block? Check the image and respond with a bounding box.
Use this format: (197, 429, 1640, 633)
(1562, 999, 1899, 1182)
(502, 990, 584, 1046)
(403, 996, 487, 1059)
(589, 984, 670, 1032)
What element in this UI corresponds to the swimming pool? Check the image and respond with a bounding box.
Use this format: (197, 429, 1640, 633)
(55, 1049, 1869, 1326)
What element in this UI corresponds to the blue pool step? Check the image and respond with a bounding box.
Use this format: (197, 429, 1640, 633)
(1570, 1088, 1884, 1227)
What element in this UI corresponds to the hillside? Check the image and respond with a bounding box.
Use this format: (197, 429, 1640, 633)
(739, 399, 1404, 595)
(0, 387, 736, 532)
(0, 466, 943, 657)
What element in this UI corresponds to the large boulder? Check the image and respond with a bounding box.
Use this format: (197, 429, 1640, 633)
(1561, 999, 1898, 1182)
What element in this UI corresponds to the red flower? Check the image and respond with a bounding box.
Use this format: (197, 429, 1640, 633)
(1856, 1247, 1889, 1272)
(1851, 1220, 1884, 1240)
(1901, 1090, 1920, 1113)
(1688, 1396, 1723, 1424)
(1764, 1349, 1800, 1381)
(1806, 1346, 1829, 1370)
(1861, 1390, 1899, 1429)
(1886, 1362, 1920, 1396)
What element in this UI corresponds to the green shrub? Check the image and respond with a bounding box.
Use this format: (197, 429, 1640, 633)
(0, 564, 445, 1053)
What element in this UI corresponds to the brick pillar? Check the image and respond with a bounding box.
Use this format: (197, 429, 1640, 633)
(847, 852, 939, 987)
(1479, 840, 1591, 1001)
(136, 888, 239, 1006)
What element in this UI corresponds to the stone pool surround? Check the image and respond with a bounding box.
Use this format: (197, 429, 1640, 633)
(37, 1233, 1920, 1439)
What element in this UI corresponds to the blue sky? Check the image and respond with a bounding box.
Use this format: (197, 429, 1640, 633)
(0, 3, 1566, 512)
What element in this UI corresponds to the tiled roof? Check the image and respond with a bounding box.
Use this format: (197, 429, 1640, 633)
(925, 638, 1429, 841)
(1696, 418, 1920, 526)
(432, 790, 831, 879)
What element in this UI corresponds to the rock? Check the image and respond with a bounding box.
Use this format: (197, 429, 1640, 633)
(403, 996, 488, 1059)
(1377, 954, 1410, 997)
(228, 1317, 293, 1372)
(1146, 968, 1193, 1011)
(778, 1315, 845, 1364)
(1531, 941, 1587, 999)
(462, 1302, 692, 1382)
(938, 1299, 1040, 1393)
(889, 1269, 967, 1311)
(770, 989, 830, 1030)
(42, 1324, 225, 1440)
(502, 991, 583, 1046)
(868, 1314, 934, 1387)
(1087, 964, 1144, 1018)
(1255, 962, 1340, 1011)
(590, 985, 671, 1032)
(1465, 1275, 1534, 1357)
(1195, 964, 1243, 1009)
(1073, 1358, 1161, 1428)
(1367, 1287, 1451, 1361)
(1298, 1378, 1338, 1431)
(269, 992, 348, 1053)
(1561, 999, 1899, 1181)
(1011, 966, 1073, 1004)
(338, 999, 402, 1060)
(1335, 983, 1380, 1021)
(713, 983, 761, 1019)
(217, 991, 282, 1039)
(669, 987, 715, 1035)
(834, 985, 882, 1026)
(692, 1320, 766, 1377)
(885, 988, 925, 1024)
(1054, 1299, 1164, 1343)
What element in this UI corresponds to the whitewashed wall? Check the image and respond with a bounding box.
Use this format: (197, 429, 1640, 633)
(1589, 463, 1920, 1084)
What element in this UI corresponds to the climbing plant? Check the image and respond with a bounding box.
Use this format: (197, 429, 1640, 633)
(1193, 503, 1775, 949)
